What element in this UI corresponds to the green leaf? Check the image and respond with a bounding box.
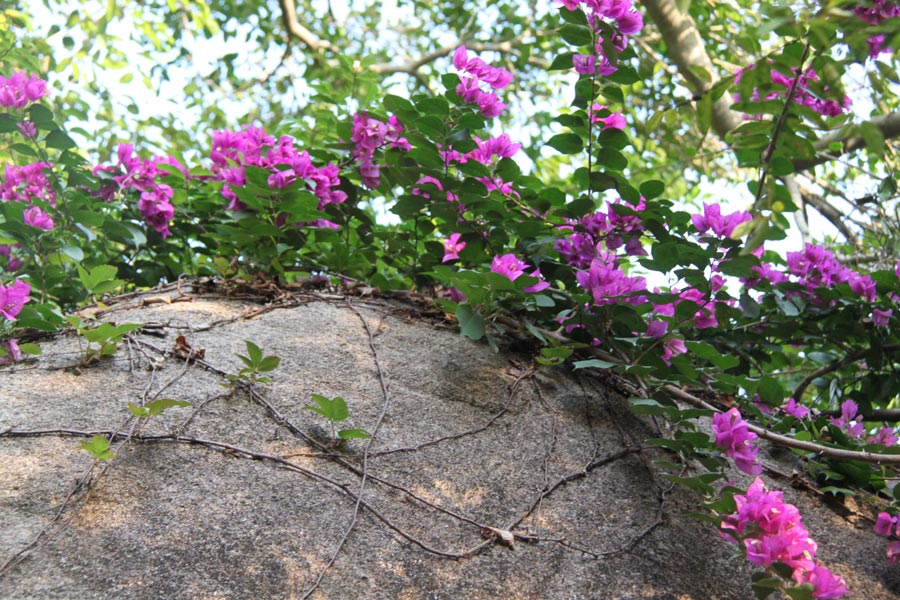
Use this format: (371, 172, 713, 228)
(445, 127, 471, 145)
(628, 398, 670, 416)
(305, 394, 349, 423)
(18, 343, 41, 356)
(61, 245, 85, 263)
(548, 52, 576, 71)
(560, 24, 593, 47)
(573, 359, 616, 369)
(684, 341, 740, 370)
(456, 304, 485, 341)
(739, 293, 761, 318)
(0, 114, 17, 133)
(547, 133, 584, 154)
(383, 94, 416, 117)
(784, 584, 815, 600)
(257, 355, 281, 372)
(717, 254, 759, 278)
(639, 180, 665, 199)
(45, 130, 76, 150)
(244, 340, 263, 364)
(338, 428, 372, 440)
(329, 396, 349, 422)
(28, 104, 55, 124)
(859, 121, 885, 158)
(129, 398, 192, 418)
(696, 93, 712, 136)
(77, 264, 119, 292)
(78, 435, 116, 460)
(757, 376, 785, 405)
(558, 6, 588, 26)
(774, 294, 801, 316)
(596, 147, 628, 170)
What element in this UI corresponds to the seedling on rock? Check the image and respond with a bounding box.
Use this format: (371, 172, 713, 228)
(304, 394, 371, 446)
(227, 340, 280, 386)
(66, 315, 143, 365)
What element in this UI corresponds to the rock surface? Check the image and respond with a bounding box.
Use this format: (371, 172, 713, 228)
(1, 287, 897, 599)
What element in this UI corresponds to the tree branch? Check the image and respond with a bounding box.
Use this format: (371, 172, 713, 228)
(793, 111, 900, 172)
(663, 385, 900, 464)
(278, 0, 338, 53)
(639, 0, 743, 138)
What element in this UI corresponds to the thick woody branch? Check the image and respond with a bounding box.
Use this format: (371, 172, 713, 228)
(639, 0, 743, 137)
(278, 0, 338, 53)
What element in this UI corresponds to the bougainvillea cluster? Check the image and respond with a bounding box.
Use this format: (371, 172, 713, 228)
(208, 125, 347, 229)
(874, 512, 900, 564)
(746, 243, 888, 322)
(350, 112, 410, 188)
(721, 478, 849, 598)
(558, 0, 644, 76)
(712, 407, 762, 474)
(854, 0, 900, 56)
(0, 162, 56, 206)
(0, 71, 47, 109)
(0, 6, 897, 588)
(452, 45, 513, 118)
(94, 143, 182, 238)
(736, 63, 852, 117)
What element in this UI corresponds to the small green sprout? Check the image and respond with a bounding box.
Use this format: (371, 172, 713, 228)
(78, 435, 116, 461)
(227, 340, 280, 387)
(304, 394, 371, 445)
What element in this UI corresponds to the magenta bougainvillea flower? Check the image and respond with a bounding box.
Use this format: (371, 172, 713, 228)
(0, 71, 47, 109)
(691, 202, 752, 238)
(17, 120, 36, 138)
(0, 278, 30, 321)
(491, 253, 527, 281)
(351, 112, 410, 188)
(574, 254, 647, 306)
(523, 268, 550, 293)
(830, 400, 865, 439)
(138, 185, 176, 238)
(452, 46, 513, 118)
(561, 0, 643, 76)
(589, 103, 627, 130)
(0, 338, 22, 364)
(23, 206, 54, 230)
(661, 337, 687, 365)
(782, 398, 811, 420)
(442, 233, 466, 263)
(873, 308, 893, 327)
(712, 407, 762, 474)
